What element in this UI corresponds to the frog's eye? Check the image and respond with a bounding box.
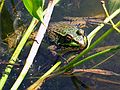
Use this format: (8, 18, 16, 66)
(66, 34, 73, 42)
(76, 29, 85, 36)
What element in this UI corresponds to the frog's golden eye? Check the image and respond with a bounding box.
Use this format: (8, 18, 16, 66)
(76, 29, 85, 36)
(66, 34, 73, 42)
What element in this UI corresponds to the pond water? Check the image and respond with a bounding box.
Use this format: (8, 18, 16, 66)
(0, 0, 120, 90)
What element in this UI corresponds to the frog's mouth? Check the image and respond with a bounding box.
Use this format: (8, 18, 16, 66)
(57, 33, 87, 49)
(61, 41, 80, 47)
(58, 36, 87, 49)
(57, 36, 79, 47)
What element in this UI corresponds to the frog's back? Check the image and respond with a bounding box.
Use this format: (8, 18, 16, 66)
(47, 22, 78, 42)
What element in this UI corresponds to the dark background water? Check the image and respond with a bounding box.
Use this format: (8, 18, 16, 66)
(0, 0, 120, 90)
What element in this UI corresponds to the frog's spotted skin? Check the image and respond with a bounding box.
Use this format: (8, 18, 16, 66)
(47, 22, 87, 49)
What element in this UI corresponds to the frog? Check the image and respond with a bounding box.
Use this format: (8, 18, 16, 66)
(44, 22, 88, 63)
(46, 22, 87, 50)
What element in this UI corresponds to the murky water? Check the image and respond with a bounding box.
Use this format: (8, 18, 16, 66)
(0, 0, 120, 90)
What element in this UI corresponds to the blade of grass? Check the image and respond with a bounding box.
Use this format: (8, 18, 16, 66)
(101, 0, 120, 33)
(56, 21, 120, 73)
(27, 61, 61, 90)
(10, 0, 60, 90)
(0, 17, 38, 90)
(71, 53, 117, 76)
(68, 45, 120, 71)
(91, 52, 117, 69)
(55, 45, 120, 77)
(87, 8, 120, 47)
(71, 69, 120, 76)
(0, 0, 4, 12)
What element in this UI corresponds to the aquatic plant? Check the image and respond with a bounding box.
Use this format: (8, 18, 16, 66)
(0, 0, 120, 90)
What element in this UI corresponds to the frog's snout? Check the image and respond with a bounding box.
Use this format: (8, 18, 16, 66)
(75, 29, 88, 49)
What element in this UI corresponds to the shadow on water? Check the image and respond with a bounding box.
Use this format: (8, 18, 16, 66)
(1, 4, 14, 39)
(0, 0, 120, 90)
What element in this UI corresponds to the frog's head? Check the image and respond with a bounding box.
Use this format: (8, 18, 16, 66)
(54, 28, 87, 49)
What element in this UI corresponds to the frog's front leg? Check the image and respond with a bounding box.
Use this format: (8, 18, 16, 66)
(47, 45, 67, 64)
(47, 45, 58, 56)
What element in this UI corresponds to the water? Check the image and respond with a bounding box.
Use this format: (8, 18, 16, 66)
(0, 0, 120, 90)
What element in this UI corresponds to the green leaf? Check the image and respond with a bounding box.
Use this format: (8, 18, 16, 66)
(108, 0, 120, 14)
(23, 0, 45, 22)
(22, 0, 33, 15)
(36, 7, 44, 23)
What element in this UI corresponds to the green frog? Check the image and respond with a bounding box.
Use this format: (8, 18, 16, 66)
(47, 22, 87, 50)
